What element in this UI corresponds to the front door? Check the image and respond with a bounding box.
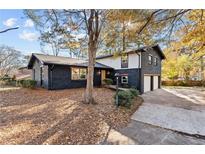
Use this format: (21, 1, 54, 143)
(101, 70, 106, 84)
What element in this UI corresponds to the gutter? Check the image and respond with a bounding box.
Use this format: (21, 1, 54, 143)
(50, 65, 54, 90)
(136, 52, 142, 93)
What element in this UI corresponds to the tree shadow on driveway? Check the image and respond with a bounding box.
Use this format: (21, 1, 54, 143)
(142, 88, 205, 112)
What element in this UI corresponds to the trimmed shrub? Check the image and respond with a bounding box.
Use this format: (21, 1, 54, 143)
(114, 89, 139, 108)
(129, 88, 139, 98)
(16, 79, 36, 88)
(162, 80, 203, 87)
(103, 78, 113, 85)
(116, 90, 133, 108)
(16, 80, 24, 87)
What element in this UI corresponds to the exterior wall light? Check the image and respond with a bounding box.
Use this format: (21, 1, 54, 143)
(97, 70, 101, 75)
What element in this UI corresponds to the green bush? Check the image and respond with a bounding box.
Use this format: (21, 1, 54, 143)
(129, 88, 139, 98)
(103, 78, 113, 85)
(16, 79, 36, 88)
(16, 80, 24, 86)
(162, 80, 203, 87)
(116, 90, 133, 108)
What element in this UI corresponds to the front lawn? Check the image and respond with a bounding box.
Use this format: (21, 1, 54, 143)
(0, 88, 142, 144)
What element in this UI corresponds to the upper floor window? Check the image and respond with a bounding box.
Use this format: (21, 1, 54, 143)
(148, 54, 152, 65)
(71, 67, 87, 80)
(154, 57, 158, 66)
(121, 54, 128, 68)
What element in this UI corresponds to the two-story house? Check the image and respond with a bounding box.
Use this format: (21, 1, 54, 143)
(96, 44, 165, 93)
(27, 44, 165, 93)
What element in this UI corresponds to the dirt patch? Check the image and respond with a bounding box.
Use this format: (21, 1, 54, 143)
(0, 88, 143, 144)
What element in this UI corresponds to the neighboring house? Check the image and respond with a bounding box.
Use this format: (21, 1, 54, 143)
(16, 67, 32, 80)
(27, 44, 165, 93)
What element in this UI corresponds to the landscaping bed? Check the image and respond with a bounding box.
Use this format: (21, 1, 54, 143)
(0, 88, 143, 144)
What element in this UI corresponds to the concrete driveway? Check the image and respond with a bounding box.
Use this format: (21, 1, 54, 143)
(141, 87, 205, 111)
(121, 87, 205, 144)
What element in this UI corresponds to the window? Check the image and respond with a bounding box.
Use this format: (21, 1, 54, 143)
(121, 75, 128, 84)
(154, 57, 158, 66)
(148, 54, 152, 64)
(71, 67, 87, 80)
(121, 54, 128, 68)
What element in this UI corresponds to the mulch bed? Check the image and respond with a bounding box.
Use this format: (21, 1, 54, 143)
(0, 88, 143, 144)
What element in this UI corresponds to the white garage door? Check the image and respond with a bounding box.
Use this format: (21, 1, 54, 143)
(144, 76, 151, 93)
(153, 76, 159, 90)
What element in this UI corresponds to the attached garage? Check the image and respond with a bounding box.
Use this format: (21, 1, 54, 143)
(144, 75, 160, 93)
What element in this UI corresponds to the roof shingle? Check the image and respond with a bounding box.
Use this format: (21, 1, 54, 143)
(28, 53, 113, 69)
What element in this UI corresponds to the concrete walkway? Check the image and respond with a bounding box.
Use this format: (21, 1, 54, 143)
(120, 120, 205, 144)
(132, 103, 205, 136)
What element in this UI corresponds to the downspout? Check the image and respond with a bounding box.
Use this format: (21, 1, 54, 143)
(136, 52, 142, 93)
(50, 65, 54, 90)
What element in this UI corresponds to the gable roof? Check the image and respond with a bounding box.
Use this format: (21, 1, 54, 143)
(96, 44, 165, 60)
(27, 53, 113, 69)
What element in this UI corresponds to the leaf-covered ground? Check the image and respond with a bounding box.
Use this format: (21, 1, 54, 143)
(0, 88, 143, 144)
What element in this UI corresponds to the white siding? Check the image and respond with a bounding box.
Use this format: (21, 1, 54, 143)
(97, 56, 121, 69)
(128, 53, 140, 69)
(96, 53, 140, 69)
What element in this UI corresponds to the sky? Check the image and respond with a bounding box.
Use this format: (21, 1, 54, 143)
(0, 9, 41, 56)
(0, 9, 167, 57)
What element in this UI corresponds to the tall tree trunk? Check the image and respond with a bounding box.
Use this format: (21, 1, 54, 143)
(122, 20, 126, 51)
(84, 42, 96, 104)
(84, 9, 99, 104)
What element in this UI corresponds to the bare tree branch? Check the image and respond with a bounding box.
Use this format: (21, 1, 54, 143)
(201, 9, 204, 22)
(137, 9, 162, 34)
(0, 27, 19, 34)
(156, 9, 191, 23)
(83, 10, 89, 33)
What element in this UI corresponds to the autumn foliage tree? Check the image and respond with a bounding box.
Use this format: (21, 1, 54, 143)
(25, 9, 108, 103)
(25, 9, 205, 103)
(162, 10, 205, 81)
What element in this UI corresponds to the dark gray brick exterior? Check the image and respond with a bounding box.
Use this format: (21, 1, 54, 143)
(47, 64, 104, 90)
(30, 47, 163, 93)
(114, 69, 141, 91)
(140, 48, 162, 93)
